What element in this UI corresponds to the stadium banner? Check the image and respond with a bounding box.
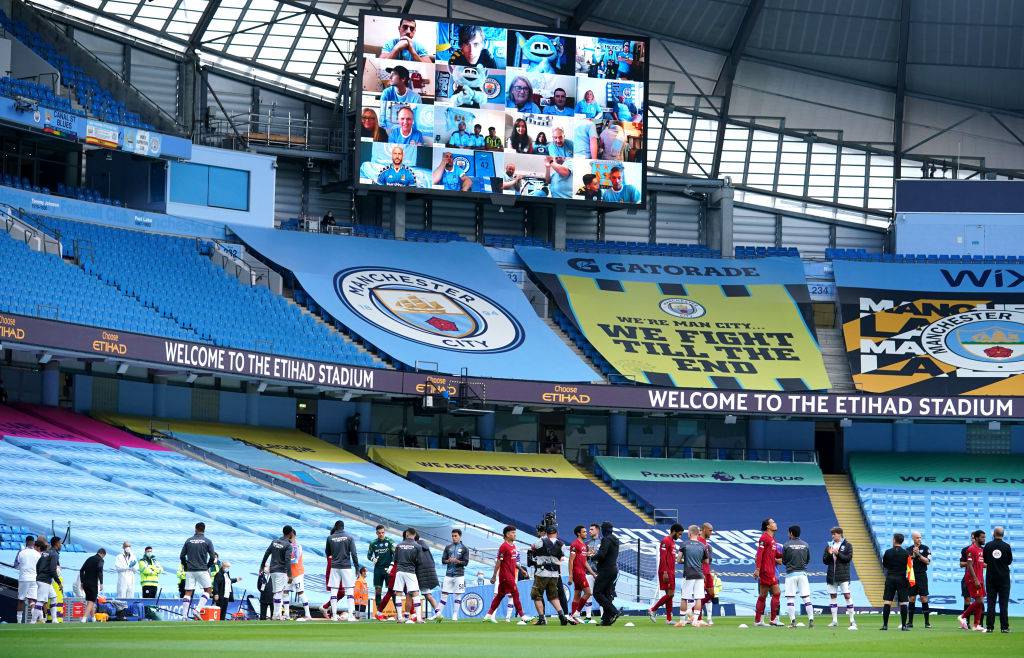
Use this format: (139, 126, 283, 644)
(0, 186, 226, 239)
(2, 311, 1023, 418)
(0, 97, 191, 159)
(230, 226, 596, 382)
(516, 247, 829, 391)
(835, 260, 1024, 395)
(368, 446, 582, 478)
(850, 453, 1024, 490)
(595, 456, 825, 485)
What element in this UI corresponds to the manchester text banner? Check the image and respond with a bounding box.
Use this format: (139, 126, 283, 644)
(835, 260, 1024, 395)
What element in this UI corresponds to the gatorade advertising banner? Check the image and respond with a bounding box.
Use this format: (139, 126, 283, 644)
(231, 227, 595, 381)
(834, 261, 1024, 395)
(517, 247, 829, 390)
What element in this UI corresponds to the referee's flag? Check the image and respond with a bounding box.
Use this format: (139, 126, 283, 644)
(906, 556, 916, 587)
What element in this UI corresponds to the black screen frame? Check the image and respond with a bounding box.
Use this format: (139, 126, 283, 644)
(353, 9, 651, 210)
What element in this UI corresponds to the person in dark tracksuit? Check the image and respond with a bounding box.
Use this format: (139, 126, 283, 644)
(261, 526, 295, 621)
(592, 521, 620, 626)
(984, 526, 1013, 633)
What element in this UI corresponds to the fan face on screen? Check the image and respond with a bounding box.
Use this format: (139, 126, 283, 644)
(356, 11, 649, 207)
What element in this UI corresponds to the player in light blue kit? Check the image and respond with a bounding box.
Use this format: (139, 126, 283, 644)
(602, 166, 640, 203)
(377, 145, 418, 187)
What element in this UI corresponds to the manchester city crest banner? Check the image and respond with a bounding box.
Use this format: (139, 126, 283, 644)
(516, 247, 830, 390)
(834, 261, 1024, 395)
(230, 227, 595, 381)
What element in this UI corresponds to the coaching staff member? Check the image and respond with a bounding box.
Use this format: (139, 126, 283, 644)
(984, 526, 1012, 633)
(592, 521, 621, 626)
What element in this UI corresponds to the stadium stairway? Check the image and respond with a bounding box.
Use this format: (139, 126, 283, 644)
(283, 293, 390, 369)
(818, 327, 856, 393)
(823, 473, 884, 605)
(572, 463, 656, 525)
(542, 317, 606, 383)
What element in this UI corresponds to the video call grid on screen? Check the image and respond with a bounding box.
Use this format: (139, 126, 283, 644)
(355, 10, 649, 208)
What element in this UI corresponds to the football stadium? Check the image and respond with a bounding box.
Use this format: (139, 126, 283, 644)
(0, 0, 1022, 655)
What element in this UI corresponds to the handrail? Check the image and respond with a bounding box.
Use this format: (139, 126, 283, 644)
(227, 435, 521, 548)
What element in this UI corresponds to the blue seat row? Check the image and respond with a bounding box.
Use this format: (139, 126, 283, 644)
(482, 234, 551, 248)
(1, 173, 49, 194)
(566, 238, 719, 258)
(56, 182, 123, 206)
(826, 247, 1024, 263)
(735, 245, 800, 258)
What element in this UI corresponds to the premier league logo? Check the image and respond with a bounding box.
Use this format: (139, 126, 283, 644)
(711, 471, 735, 482)
(460, 592, 484, 617)
(659, 298, 706, 319)
(335, 267, 523, 353)
(921, 309, 1024, 373)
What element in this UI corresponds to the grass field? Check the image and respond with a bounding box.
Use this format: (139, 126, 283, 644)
(2, 616, 1020, 656)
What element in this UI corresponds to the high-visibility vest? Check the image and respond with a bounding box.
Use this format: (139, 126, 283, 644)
(291, 542, 305, 578)
(140, 560, 163, 587)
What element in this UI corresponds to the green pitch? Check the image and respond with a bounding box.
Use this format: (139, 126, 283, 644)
(2, 617, 1020, 656)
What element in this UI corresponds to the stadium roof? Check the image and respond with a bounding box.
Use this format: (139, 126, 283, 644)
(26, 0, 1024, 113)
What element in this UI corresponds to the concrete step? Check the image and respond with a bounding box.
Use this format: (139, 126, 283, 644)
(823, 473, 885, 606)
(573, 464, 655, 526)
(285, 296, 390, 368)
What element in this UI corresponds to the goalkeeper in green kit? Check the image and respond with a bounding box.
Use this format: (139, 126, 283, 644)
(367, 525, 395, 611)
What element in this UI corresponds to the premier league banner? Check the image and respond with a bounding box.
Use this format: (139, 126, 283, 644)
(517, 247, 830, 390)
(834, 261, 1024, 395)
(231, 227, 595, 381)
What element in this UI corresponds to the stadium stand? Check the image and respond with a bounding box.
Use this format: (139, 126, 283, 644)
(368, 447, 651, 532)
(12, 214, 385, 367)
(851, 453, 1024, 614)
(735, 246, 800, 258)
(564, 239, 719, 257)
(593, 456, 871, 605)
(0, 10, 153, 129)
(824, 248, 1020, 264)
(95, 414, 520, 552)
(483, 234, 551, 248)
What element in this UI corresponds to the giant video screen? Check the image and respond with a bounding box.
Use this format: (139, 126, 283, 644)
(356, 11, 649, 207)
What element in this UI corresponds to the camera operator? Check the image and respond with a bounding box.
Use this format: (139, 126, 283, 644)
(529, 522, 576, 625)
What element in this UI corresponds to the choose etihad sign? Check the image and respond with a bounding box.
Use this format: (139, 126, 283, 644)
(541, 385, 591, 405)
(518, 248, 829, 391)
(0, 314, 26, 341)
(92, 330, 128, 355)
(835, 261, 1024, 396)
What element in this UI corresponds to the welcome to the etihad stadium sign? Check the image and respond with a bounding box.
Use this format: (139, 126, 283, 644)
(2, 312, 1020, 420)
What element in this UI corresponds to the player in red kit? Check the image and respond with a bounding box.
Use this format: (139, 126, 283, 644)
(959, 529, 987, 632)
(754, 518, 784, 626)
(648, 523, 683, 624)
(485, 526, 527, 624)
(697, 522, 716, 625)
(569, 525, 595, 623)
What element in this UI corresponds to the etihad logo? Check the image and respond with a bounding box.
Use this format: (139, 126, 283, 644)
(92, 331, 128, 355)
(541, 385, 591, 405)
(416, 376, 457, 396)
(0, 314, 26, 340)
(941, 268, 1024, 288)
(336, 267, 523, 353)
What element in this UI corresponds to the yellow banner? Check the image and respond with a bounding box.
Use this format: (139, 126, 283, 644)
(368, 447, 583, 479)
(96, 413, 364, 464)
(561, 276, 830, 390)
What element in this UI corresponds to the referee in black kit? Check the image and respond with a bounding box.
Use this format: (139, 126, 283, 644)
(984, 526, 1013, 633)
(907, 531, 931, 628)
(880, 533, 910, 631)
